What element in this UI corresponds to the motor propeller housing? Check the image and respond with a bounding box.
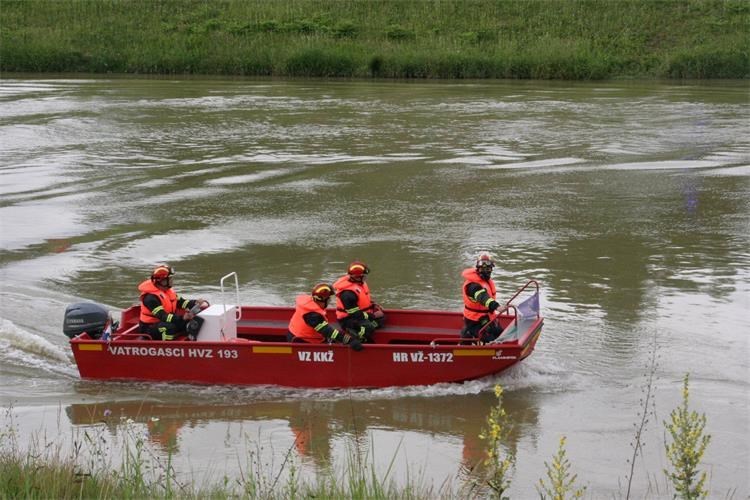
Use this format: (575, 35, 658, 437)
(63, 302, 113, 339)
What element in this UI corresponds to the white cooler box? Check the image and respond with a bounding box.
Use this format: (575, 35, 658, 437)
(196, 304, 238, 341)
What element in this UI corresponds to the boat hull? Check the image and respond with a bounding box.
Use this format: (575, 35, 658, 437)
(69, 304, 543, 388)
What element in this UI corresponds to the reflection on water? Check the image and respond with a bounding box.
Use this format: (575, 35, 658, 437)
(64, 390, 539, 477)
(0, 77, 748, 496)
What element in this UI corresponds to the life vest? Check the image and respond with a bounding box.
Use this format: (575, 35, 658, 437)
(288, 295, 327, 343)
(138, 279, 178, 324)
(333, 275, 373, 320)
(461, 268, 496, 321)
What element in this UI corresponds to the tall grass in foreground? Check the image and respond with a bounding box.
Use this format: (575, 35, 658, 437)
(0, 408, 189, 499)
(536, 436, 586, 500)
(0, 406, 442, 499)
(0, 375, 723, 498)
(625, 337, 659, 498)
(664, 374, 712, 499)
(463, 384, 515, 499)
(1, 0, 748, 79)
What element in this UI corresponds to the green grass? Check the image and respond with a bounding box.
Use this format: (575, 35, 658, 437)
(1, 0, 748, 79)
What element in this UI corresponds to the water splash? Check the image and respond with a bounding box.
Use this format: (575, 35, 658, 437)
(0, 317, 77, 376)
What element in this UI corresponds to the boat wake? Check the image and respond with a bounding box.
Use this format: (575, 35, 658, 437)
(0, 317, 78, 377)
(371, 356, 580, 398)
(90, 354, 578, 404)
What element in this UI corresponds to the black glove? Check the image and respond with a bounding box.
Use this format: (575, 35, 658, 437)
(342, 333, 363, 351)
(350, 337, 363, 351)
(488, 300, 500, 312)
(186, 317, 203, 340)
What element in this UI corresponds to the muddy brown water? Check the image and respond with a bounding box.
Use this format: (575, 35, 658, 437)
(0, 77, 747, 496)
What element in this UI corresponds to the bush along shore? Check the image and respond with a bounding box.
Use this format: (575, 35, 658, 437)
(0, 374, 721, 499)
(1, 0, 748, 79)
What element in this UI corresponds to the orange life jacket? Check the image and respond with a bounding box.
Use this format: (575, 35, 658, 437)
(288, 295, 327, 343)
(333, 275, 373, 320)
(138, 279, 178, 324)
(461, 268, 497, 321)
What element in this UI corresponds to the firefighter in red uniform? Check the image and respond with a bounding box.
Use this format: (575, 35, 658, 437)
(461, 253, 503, 343)
(138, 264, 210, 341)
(287, 283, 363, 351)
(334, 261, 385, 343)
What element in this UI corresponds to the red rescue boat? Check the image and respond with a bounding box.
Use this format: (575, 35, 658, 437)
(65, 275, 543, 389)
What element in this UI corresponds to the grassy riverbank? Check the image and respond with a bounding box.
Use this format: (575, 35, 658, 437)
(1, 0, 748, 79)
(0, 375, 718, 499)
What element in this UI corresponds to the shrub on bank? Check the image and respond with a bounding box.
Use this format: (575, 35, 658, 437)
(285, 47, 360, 77)
(665, 47, 750, 79)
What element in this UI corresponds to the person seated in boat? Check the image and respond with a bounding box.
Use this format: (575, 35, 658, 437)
(287, 283, 363, 351)
(461, 253, 503, 343)
(138, 264, 210, 341)
(334, 261, 385, 343)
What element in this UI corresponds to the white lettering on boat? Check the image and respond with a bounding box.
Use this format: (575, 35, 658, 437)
(107, 346, 186, 357)
(105, 346, 239, 359)
(297, 351, 334, 363)
(392, 351, 453, 363)
(188, 348, 213, 358)
(427, 352, 453, 362)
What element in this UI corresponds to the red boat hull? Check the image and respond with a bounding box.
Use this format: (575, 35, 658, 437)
(70, 304, 543, 388)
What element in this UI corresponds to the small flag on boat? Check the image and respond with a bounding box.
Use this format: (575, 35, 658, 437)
(101, 321, 112, 342)
(516, 291, 540, 318)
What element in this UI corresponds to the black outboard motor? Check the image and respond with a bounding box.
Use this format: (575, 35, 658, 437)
(63, 302, 114, 340)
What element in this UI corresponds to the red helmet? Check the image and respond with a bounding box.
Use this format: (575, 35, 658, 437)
(151, 264, 174, 280)
(151, 264, 175, 288)
(311, 283, 334, 302)
(347, 261, 370, 277)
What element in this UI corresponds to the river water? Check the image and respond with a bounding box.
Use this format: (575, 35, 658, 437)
(0, 77, 747, 497)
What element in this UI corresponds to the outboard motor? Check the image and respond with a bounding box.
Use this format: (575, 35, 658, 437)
(63, 302, 114, 340)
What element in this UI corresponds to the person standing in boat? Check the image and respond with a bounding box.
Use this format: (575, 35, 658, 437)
(138, 264, 210, 341)
(287, 283, 363, 350)
(334, 261, 385, 343)
(461, 253, 503, 343)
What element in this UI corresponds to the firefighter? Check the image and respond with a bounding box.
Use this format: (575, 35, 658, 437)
(461, 253, 503, 343)
(334, 261, 385, 343)
(288, 283, 363, 350)
(138, 264, 209, 341)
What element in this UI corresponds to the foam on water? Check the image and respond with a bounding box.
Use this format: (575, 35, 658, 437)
(702, 164, 750, 176)
(266, 178, 342, 192)
(482, 157, 586, 169)
(0, 317, 78, 377)
(143, 186, 229, 204)
(206, 168, 291, 186)
(601, 159, 723, 170)
(105, 216, 336, 265)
